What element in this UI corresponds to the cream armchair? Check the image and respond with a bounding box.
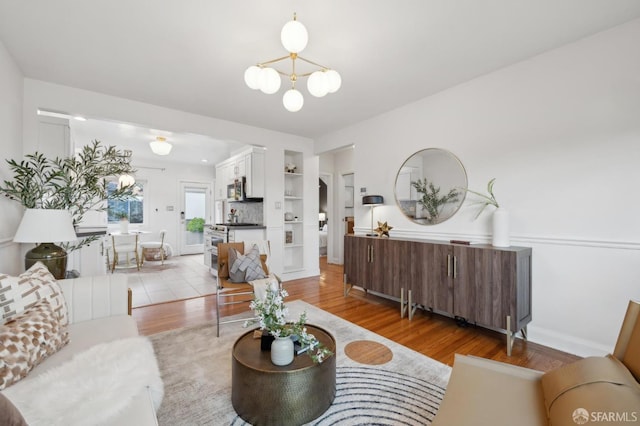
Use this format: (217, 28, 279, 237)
(433, 300, 640, 426)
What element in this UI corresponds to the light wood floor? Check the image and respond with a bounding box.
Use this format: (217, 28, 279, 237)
(132, 257, 580, 371)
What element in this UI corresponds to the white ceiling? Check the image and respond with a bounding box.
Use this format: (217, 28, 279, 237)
(2, 0, 640, 164)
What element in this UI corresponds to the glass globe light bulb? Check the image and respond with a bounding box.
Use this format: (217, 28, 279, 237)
(307, 70, 329, 97)
(281, 19, 308, 53)
(283, 89, 304, 112)
(244, 65, 261, 90)
(259, 67, 281, 94)
(325, 69, 342, 93)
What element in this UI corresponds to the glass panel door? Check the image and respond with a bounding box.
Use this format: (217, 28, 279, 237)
(180, 182, 211, 255)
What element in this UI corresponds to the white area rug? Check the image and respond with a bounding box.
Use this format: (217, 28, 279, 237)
(150, 301, 451, 425)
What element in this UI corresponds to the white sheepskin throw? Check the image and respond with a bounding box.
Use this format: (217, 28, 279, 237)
(2, 337, 163, 425)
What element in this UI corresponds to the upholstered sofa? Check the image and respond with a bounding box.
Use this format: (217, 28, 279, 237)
(1, 267, 162, 425)
(433, 300, 640, 426)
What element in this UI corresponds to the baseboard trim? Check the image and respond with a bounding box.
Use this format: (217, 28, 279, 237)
(527, 325, 612, 358)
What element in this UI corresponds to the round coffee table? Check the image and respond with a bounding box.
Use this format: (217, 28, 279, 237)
(231, 325, 336, 426)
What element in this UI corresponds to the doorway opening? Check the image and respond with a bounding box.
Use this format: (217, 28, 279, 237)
(180, 181, 211, 255)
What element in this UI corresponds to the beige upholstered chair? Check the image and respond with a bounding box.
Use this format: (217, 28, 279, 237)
(433, 300, 640, 426)
(139, 230, 167, 265)
(215, 241, 274, 337)
(111, 234, 140, 273)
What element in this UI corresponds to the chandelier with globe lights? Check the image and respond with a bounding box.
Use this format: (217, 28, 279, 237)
(244, 13, 341, 112)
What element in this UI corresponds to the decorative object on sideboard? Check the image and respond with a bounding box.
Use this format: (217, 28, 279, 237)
(244, 13, 341, 112)
(394, 148, 468, 225)
(374, 221, 393, 238)
(0, 140, 135, 253)
(465, 178, 509, 247)
(362, 195, 384, 236)
(284, 212, 294, 221)
(13, 209, 78, 279)
(411, 178, 461, 224)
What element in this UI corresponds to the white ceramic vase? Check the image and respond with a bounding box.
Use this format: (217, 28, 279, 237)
(270, 336, 294, 366)
(492, 207, 510, 247)
(119, 219, 129, 234)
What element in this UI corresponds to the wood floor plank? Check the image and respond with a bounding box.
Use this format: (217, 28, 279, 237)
(132, 257, 580, 371)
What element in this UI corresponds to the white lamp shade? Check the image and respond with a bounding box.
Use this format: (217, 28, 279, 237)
(282, 89, 304, 112)
(118, 174, 135, 189)
(318, 212, 327, 221)
(325, 69, 342, 93)
(307, 71, 329, 97)
(149, 138, 172, 155)
(281, 19, 308, 53)
(259, 67, 281, 94)
(14, 209, 78, 243)
(244, 65, 261, 90)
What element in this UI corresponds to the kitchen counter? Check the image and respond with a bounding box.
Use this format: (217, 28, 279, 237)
(213, 223, 266, 230)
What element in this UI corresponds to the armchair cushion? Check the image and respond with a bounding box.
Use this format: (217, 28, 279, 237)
(541, 354, 640, 426)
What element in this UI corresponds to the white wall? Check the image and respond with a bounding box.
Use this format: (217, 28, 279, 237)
(316, 19, 640, 357)
(0, 40, 25, 275)
(21, 79, 318, 280)
(107, 160, 215, 256)
(319, 147, 355, 264)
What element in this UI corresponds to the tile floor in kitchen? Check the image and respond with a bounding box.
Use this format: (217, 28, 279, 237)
(113, 253, 216, 308)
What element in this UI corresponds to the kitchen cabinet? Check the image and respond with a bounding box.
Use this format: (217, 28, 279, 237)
(244, 149, 264, 198)
(215, 146, 265, 200)
(344, 235, 532, 355)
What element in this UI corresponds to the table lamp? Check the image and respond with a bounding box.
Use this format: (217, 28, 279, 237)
(13, 209, 78, 279)
(318, 212, 326, 228)
(362, 195, 384, 236)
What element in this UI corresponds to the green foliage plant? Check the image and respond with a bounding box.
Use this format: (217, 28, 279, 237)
(465, 178, 500, 219)
(411, 178, 460, 223)
(0, 140, 135, 252)
(187, 217, 205, 233)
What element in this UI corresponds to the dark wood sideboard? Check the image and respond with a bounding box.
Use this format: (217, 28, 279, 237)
(343, 234, 532, 355)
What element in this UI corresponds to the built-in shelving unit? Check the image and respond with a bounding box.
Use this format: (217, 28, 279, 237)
(283, 150, 304, 272)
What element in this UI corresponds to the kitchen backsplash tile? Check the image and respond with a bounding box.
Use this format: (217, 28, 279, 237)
(229, 202, 263, 224)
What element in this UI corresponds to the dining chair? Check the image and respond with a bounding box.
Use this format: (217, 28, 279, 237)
(111, 233, 140, 273)
(139, 230, 168, 265)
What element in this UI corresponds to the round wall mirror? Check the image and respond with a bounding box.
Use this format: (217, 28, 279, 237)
(394, 148, 468, 225)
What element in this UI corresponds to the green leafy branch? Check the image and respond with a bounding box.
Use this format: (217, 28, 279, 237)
(465, 178, 500, 219)
(0, 140, 136, 252)
(411, 178, 460, 223)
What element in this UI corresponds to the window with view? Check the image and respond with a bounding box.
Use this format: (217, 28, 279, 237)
(107, 180, 145, 224)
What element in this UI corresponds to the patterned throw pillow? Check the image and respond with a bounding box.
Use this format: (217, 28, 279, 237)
(0, 299, 70, 390)
(228, 244, 266, 283)
(0, 262, 69, 326)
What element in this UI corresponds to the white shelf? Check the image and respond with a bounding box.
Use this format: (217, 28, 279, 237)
(284, 150, 304, 274)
